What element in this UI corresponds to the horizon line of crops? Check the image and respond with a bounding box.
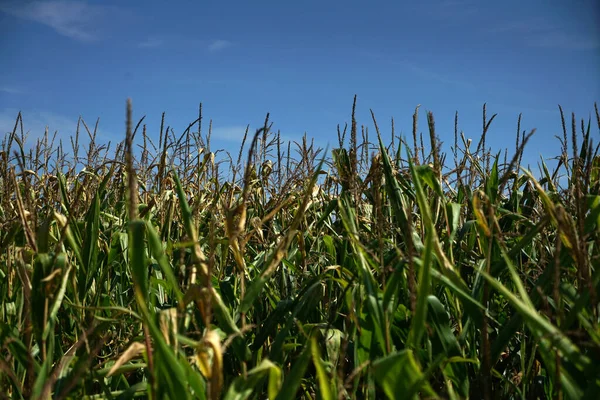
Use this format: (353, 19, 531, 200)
(1, 97, 599, 399)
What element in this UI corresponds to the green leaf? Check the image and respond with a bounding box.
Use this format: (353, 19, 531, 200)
(584, 195, 600, 234)
(311, 333, 335, 400)
(377, 136, 413, 247)
(407, 231, 433, 350)
(427, 295, 469, 397)
(43, 255, 71, 341)
(372, 350, 436, 400)
(321, 328, 343, 368)
(590, 156, 600, 189)
(338, 194, 388, 355)
(211, 287, 251, 362)
(274, 341, 312, 400)
(81, 192, 100, 299)
(223, 359, 282, 400)
(129, 218, 191, 398)
(486, 154, 500, 204)
(240, 158, 325, 313)
(172, 168, 208, 280)
(31, 323, 55, 400)
(416, 164, 443, 198)
(270, 279, 322, 363)
(145, 220, 184, 306)
(446, 202, 461, 243)
(128, 220, 148, 304)
(480, 250, 591, 371)
(31, 253, 52, 344)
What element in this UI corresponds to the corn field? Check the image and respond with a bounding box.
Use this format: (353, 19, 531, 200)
(1, 97, 599, 399)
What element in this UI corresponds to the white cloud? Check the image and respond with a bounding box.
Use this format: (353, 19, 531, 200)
(401, 61, 476, 89)
(406, 0, 480, 27)
(210, 125, 252, 142)
(0, 86, 23, 94)
(488, 18, 598, 51)
(138, 37, 165, 49)
(208, 125, 302, 153)
(492, 103, 554, 115)
(0, 1, 110, 42)
(0, 108, 75, 137)
(136, 36, 233, 52)
(208, 39, 232, 52)
(487, 18, 553, 35)
(526, 31, 599, 50)
(0, 108, 116, 147)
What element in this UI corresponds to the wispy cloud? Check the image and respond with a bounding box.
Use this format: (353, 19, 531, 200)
(404, 63, 476, 88)
(0, 1, 111, 42)
(208, 39, 232, 52)
(210, 125, 251, 143)
(492, 102, 555, 116)
(208, 125, 300, 150)
(488, 18, 598, 50)
(0, 108, 116, 144)
(426, 0, 480, 24)
(0, 86, 23, 95)
(487, 17, 553, 35)
(135, 36, 233, 52)
(526, 31, 599, 50)
(138, 37, 165, 49)
(0, 108, 78, 139)
(356, 50, 476, 89)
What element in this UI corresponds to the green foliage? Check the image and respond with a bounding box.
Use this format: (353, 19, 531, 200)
(0, 100, 599, 399)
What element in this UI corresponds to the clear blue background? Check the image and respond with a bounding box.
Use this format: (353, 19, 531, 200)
(1, 0, 598, 169)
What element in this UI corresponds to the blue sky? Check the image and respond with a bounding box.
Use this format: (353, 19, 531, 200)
(1, 0, 598, 170)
